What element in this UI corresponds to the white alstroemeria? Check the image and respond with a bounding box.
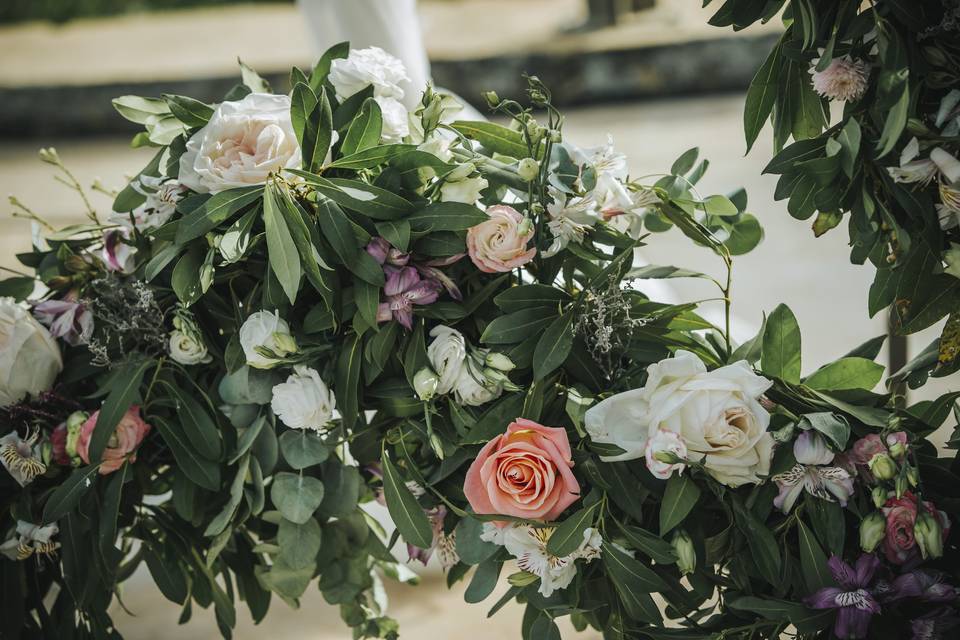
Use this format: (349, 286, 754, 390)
(270, 365, 336, 431)
(0, 521, 59, 561)
(543, 188, 598, 257)
(571, 136, 633, 213)
(483, 523, 603, 597)
(109, 176, 186, 231)
(426, 325, 467, 395)
(0, 431, 46, 486)
(772, 431, 854, 513)
(887, 138, 938, 185)
(238, 310, 296, 369)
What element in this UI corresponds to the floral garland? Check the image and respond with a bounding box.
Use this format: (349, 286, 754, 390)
(705, 0, 960, 384)
(0, 42, 958, 640)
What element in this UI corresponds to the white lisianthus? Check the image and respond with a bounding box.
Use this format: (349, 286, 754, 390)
(418, 134, 453, 163)
(426, 325, 467, 395)
(440, 174, 489, 204)
(178, 93, 301, 194)
(482, 523, 602, 597)
(377, 96, 410, 143)
(644, 429, 687, 480)
(585, 350, 774, 487)
(329, 47, 408, 102)
(453, 357, 500, 406)
(168, 330, 210, 365)
(0, 297, 62, 408)
(270, 365, 336, 431)
(239, 310, 295, 369)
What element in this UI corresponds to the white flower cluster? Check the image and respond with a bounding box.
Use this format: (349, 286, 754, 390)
(422, 325, 516, 406)
(481, 522, 602, 597)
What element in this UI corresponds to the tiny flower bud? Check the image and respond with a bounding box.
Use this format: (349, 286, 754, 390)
(872, 487, 888, 509)
(38, 147, 61, 165)
(529, 89, 547, 106)
(859, 512, 885, 553)
(895, 473, 910, 499)
(271, 332, 298, 356)
(482, 91, 500, 108)
(63, 255, 91, 273)
(447, 162, 476, 182)
(671, 530, 696, 575)
(528, 202, 545, 216)
(653, 450, 683, 465)
(485, 352, 515, 372)
(413, 368, 440, 401)
(887, 441, 906, 460)
(517, 217, 534, 236)
(517, 158, 540, 182)
(548, 129, 562, 143)
(914, 512, 944, 560)
(906, 465, 919, 487)
(869, 453, 897, 481)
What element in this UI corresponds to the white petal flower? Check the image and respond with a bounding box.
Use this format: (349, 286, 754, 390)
(376, 96, 410, 143)
(328, 47, 409, 102)
(168, 330, 210, 366)
(109, 177, 186, 231)
(270, 365, 336, 431)
(440, 175, 489, 204)
(644, 429, 687, 479)
(239, 310, 294, 369)
(426, 325, 467, 395)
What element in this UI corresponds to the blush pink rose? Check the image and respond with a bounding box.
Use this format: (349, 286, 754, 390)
(76, 405, 151, 475)
(463, 418, 579, 522)
(466, 205, 536, 273)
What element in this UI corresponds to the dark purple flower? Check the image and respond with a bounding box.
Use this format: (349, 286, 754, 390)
(884, 570, 958, 604)
(377, 267, 441, 330)
(805, 554, 882, 639)
(33, 299, 93, 346)
(912, 608, 960, 640)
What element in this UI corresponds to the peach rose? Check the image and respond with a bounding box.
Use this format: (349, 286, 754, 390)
(76, 405, 151, 475)
(464, 418, 579, 522)
(466, 205, 536, 273)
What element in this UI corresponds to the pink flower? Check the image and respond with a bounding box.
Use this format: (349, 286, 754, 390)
(463, 418, 579, 523)
(466, 205, 536, 273)
(50, 423, 70, 466)
(33, 299, 94, 346)
(851, 434, 886, 466)
(376, 267, 441, 330)
(809, 55, 869, 102)
(366, 237, 410, 267)
(644, 430, 687, 479)
(882, 492, 950, 566)
(76, 405, 151, 475)
(101, 229, 134, 272)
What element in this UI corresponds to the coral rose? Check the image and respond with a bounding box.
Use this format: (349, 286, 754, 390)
(76, 405, 151, 475)
(464, 418, 579, 522)
(466, 205, 536, 273)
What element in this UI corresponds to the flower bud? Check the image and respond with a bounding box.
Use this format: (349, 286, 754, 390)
(886, 432, 908, 460)
(906, 465, 919, 487)
(859, 512, 885, 553)
(38, 147, 61, 165)
(548, 129, 562, 143)
(413, 367, 439, 401)
(63, 255, 91, 273)
(517, 158, 540, 182)
(895, 473, 910, 499)
(872, 487, 888, 509)
(517, 217, 534, 236)
(671, 530, 696, 576)
(914, 511, 944, 559)
(654, 450, 683, 465)
(271, 331, 298, 356)
(485, 352, 515, 372)
(869, 453, 897, 481)
(482, 91, 500, 108)
(887, 441, 906, 460)
(447, 161, 476, 182)
(65, 411, 88, 461)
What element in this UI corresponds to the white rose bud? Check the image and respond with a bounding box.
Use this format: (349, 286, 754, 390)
(413, 368, 440, 401)
(270, 365, 336, 431)
(168, 330, 211, 366)
(0, 297, 62, 407)
(426, 325, 467, 395)
(239, 310, 295, 369)
(517, 158, 540, 182)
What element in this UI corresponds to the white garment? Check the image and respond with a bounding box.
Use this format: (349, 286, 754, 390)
(297, 0, 431, 109)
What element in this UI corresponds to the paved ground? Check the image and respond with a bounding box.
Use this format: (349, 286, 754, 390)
(1, 94, 954, 638)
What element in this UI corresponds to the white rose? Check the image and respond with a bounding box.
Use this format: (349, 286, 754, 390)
(178, 93, 301, 194)
(440, 175, 489, 204)
(453, 357, 500, 407)
(376, 96, 409, 143)
(168, 330, 210, 366)
(271, 365, 335, 431)
(426, 325, 467, 395)
(0, 298, 62, 407)
(328, 47, 408, 102)
(239, 310, 294, 369)
(585, 350, 774, 487)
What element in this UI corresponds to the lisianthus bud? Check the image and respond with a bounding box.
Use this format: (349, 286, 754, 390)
(272, 331, 298, 357)
(906, 465, 919, 487)
(887, 441, 906, 460)
(548, 129, 562, 143)
(447, 162, 476, 183)
(483, 91, 500, 108)
(517, 217, 534, 236)
(872, 487, 888, 509)
(869, 453, 897, 480)
(517, 158, 540, 182)
(895, 473, 909, 499)
(859, 512, 885, 552)
(914, 511, 944, 559)
(671, 530, 696, 575)
(485, 352, 515, 372)
(413, 368, 440, 401)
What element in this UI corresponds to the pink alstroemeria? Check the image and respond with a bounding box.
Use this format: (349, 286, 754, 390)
(366, 237, 410, 267)
(33, 299, 94, 346)
(376, 267, 441, 330)
(366, 237, 464, 301)
(101, 229, 134, 272)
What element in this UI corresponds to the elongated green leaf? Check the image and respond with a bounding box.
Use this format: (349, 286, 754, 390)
(797, 519, 831, 592)
(659, 473, 700, 535)
(163, 94, 214, 127)
(290, 82, 318, 147)
(89, 359, 152, 463)
(339, 97, 382, 156)
(464, 558, 502, 603)
(144, 544, 188, 604)
(627, 265, 710, 280)
(336, 334, 363, 431)
(153, 416, 221, 490)
(98, 463, 127, 558)
(546, 502, 599, 557)
(290, 172, 413, 219)
(602, 543, 665, 623)
(327, 143, 415, 170)
(263, 183, 302, 304)
(176, 186, 263, 243)
(171, 245, 205, 306)
(204, 454, 249, 537)
(533, 311, 574, 380)
(805, 357, 884, 391)
(381, 453, 433, 549)
(618, 523, 678, 565)
(310, 41, 349, 92)
(304, 87, 333, 172)
(451, 120, 530, 158)
(744, 37, 783, 152)
(481, 308, 558, 345)
(162, 382, 222, 460)
(733, 499, 782, 586)
(455, 516, 499, 565)
(406, 201, 489, 232)
(42, 465, 99, 524)
(762, 303, 802, 383)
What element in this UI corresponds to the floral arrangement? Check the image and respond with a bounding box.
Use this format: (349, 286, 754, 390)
(1, 41, 958, 640)
(707, 0, 960, 383)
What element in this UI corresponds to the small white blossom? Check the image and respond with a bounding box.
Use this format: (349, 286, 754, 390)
(809, 55, 870, 102)
(271, 365, 336, 431)
(239, 310, 295, 369)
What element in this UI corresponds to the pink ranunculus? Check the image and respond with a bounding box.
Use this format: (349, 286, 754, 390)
(76, 405, 151, 475)
(881, 492, 949, 566)
(463, 418, 579, 523)
(466, 205, 536, 273)
(50, 423, 70, 466)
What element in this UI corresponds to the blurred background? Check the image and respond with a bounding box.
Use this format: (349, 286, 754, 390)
(0, 1, 953, 638)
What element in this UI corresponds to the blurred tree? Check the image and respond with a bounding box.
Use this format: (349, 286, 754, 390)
(0, 0, 289, 25)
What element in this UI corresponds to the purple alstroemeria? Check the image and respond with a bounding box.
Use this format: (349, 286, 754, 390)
(376, 267, 441, 330)
(101, 229, 134, 272)
(881, 570, 959, 604)
(806, 554, 882, 639)
(773, 431, 854, 513)
(33, 299, 94, 346)
(366, 237, 410, 267)
(367, 237, 464, 303)
(911, 608, 960, 640)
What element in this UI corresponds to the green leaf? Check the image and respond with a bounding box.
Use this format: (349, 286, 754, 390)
(618, 523, 677, 565)
(335, 334, 363, 432)
(339, 97, 382, 156)
(804, 357, 884, 391)
(278, 517, 322, 570)
(42, 465, 99, 524)
(381, 453, 433, 549)
(602, 543, 666, 623)
(877, 87, 909, 159)
(176, 186, 263, 244)
(204, 454, 249, 537)
(239, 58, 270, 92)
(406, 202, 489, 232)
(546, 502, 599, 557)
(302, 87, 333, 172)
(494, 284, 570, 313)
(659, 473, 700, 535)
(733, 499, 782, 586)
(170, 246, 206, 306)
(799, 412, 851, 450)
(744, 37, 783, 152)
(836, 118, 861, 178)
(0, 276, 36, 301)
(671, 147, 699, 176)
(724, 213, 764, 255)
(762, 303, 802, 383)
(481, 308, 558, 345)
(144, 544, 188, 604)
(533, 311, 574, 381)
(627, 265, 709, 280)
(310, 41, 349, 92)
(263, 182, 302, 304)
(98, 463, 127, 557)
(464, 558, 502, 603)
(163, 382, 222, 460)
(701, 194, 739, 216)
(455, 516, 499, 565)
(153, 416, 222, 491)
(88, 359, 152, 463)
(162, 94, 214, 127)
(270, 472, 324, 525)
(375, 219, 411, 252)
(451, 120, 530, 158)
(290, 82, 318, 148)
(316, 459, 361, 518)
(278, 430, 330, 469)
(112, 95, 170, 124)
(797, 519, 831, 592)
(327, 143, 415, 170)
(291, 172, 413, 220)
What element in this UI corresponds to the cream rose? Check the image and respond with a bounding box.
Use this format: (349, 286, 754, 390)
(466, 205, 537, 273)
(0, 298, 62, 407)
(239, 310, 295, 369)
(585, 350, 774, 487)
(168, 330, 210, 366)
(426, 325, 467, 395)
(270, 365, 335, 431)
(178, 93, 301, 194)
